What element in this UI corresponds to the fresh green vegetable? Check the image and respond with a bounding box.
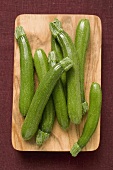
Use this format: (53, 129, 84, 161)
(15, 26, 34, 116)
(21, 57, 73, 140)
(70, 82, 102, 157)
(51, 35, 66, 92)
(33, 49, 55, 146)
(50, 19, 82, 124)
(75, 19, 90, 114)
(48, 51, 69, 130)
(36, 130, 50, 146)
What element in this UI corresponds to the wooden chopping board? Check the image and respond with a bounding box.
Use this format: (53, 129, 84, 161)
(12, 14, 102, 151)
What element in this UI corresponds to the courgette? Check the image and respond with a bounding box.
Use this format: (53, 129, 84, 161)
(70, 82, 102, 157)
(33, 49, 55, 146)
(50, 19, 82, 124)
(48, 51, 69, 130)
(21, 57, 73, 140)
(75, 19, 90, 114)
(51, 35, 66, 92)
(15, 26, 34, 116)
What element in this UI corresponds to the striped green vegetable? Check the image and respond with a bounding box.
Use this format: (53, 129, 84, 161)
(75, 19, 90, 114)
(70, 82, 102, 157)
(15, 26, 34, 116)
(48, 51, 69, 130)
(50, 19, 82, 124)
(33, 49, 55, 146)
(51, 35, 66, 92)
(21, 57, 73, 140)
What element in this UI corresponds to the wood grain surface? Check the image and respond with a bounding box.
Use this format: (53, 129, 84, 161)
(12, 14, 102, 151)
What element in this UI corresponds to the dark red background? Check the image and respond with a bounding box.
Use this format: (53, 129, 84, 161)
(0, 0, 113, 169)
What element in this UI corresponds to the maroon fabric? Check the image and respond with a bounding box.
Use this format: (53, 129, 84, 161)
(0, 0, 113, 169)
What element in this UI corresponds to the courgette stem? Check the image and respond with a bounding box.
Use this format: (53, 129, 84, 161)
(36, 129, 50, 146)
(15, 26, 25, 39)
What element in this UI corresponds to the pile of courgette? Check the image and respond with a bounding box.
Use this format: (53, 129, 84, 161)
(15, 18, 102, 157)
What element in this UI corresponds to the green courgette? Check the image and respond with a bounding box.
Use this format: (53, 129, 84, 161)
(70, 82, 102, 157)
(33, 49, 55, 146)
(21, 57, 73, 140)
(48, 51, 69, 130)
(50, 19, 82, 124)
(51, 35, 66, 92)
(75, 19, 90, 114)
(15, 26, 34, 116)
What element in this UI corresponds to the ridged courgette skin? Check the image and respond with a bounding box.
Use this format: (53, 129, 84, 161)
(33, 49, 55, 146)
(21, 57, 73, 140)
(75, 19, 90, 114)
(70, 82, 102, 157)
(48, 51, 69, 130)
(15, 26, 34, 116)
(50, 19, 82, 124)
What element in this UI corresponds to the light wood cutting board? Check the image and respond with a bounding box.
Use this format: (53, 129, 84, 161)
(12, 14, 102, 151)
